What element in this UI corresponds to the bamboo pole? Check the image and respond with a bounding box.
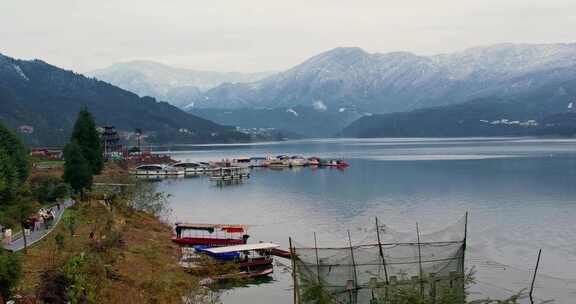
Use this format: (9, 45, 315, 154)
(462, 212, 468, 274)
(289, 237, 300, 304)
(348, 230, 358, 304)
(529, 249, 542, 304)
(314, 232, 321, 284)
(416, 222, 424, 296)
(375, 217, 389, 284)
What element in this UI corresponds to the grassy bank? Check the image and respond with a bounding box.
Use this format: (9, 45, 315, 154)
(14, 164, 204, 303)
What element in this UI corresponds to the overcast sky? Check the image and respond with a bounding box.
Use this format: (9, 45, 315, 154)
(1, 0, 575, 73)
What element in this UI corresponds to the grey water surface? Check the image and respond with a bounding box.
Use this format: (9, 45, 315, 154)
(155, 138, 576, 303)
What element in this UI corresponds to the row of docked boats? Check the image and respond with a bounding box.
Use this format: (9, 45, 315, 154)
(172, 223, 284, 284)
(239, 155, 349, 169)
(129, 156, 349, 177)
(129, 162, 213, 176)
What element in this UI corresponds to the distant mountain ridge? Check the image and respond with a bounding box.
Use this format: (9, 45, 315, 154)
(190, 105, 363, 138)
(0, 53, 248, 146)
(88, 61, 274, 108)
(341, 72, 576, 137)
(191, 43, 576, 113)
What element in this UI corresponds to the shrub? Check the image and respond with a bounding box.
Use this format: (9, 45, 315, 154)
(0, 249, 22, 301)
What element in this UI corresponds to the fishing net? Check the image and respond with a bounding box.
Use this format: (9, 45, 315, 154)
(291, 216, 467, 304)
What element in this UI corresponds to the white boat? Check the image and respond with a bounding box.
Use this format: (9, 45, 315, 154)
(172, 162, 211, 174)
(288, 156, 307, 167)
(269, 156, 290, 168)
(250, 156, 275, 167)
(130, 164, 185, 176)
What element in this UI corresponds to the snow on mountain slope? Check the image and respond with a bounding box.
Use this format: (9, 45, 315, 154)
(193, 43, 576, 113)
(87, 61, 273, 108)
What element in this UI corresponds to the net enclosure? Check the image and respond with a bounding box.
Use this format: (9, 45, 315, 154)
(290, 215, 468, 304)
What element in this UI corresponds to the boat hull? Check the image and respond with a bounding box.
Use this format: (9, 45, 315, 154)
(172, 237, 246, 247)
(201, 267, 274, 285)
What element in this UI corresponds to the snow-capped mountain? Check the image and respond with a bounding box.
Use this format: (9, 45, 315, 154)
(193, 43, 576, 113)
(88, 61, 273, 108)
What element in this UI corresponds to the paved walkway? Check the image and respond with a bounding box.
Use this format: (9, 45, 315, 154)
(2, 199, 75, 252)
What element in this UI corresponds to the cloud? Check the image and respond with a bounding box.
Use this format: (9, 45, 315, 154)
(1, 0, 575, 73)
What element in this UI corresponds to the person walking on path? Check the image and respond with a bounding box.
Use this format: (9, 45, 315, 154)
(9, 199, 76, 252)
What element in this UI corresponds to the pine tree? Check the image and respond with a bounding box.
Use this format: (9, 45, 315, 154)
(70, 108, 103, 175)
(0, 123, 29, 208)
(0, 124, 29, 183)
(63, 141, 93, 197)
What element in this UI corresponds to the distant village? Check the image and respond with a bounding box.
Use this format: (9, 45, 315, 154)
(29, 125, 174, 167)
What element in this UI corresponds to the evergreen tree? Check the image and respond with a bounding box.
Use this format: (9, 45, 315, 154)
(0, 123, 29, 208)
(0, 124, 29, 183)
(63, 141, 93, 197)
(70, 108, 103, 175)
(0, 148, 17, 206)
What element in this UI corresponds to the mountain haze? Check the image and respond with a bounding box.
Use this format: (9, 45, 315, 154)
(88, 61, 273, 108)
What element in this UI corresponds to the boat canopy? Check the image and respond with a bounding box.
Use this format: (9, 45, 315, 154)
(205, 242, 279, 254)
(173, 162, 201, 168)
(135, 164, 166, 170)
(175, 223, 248, 233)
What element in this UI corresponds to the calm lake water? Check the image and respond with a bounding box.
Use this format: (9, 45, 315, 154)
(155, 138, 576, 303)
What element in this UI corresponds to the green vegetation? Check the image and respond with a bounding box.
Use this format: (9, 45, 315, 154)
(0, 53, 249, 146)
(0, 123, 29, 208)
(0, 249, 22, 303)
(70, 108, 104, 175)
(17, 185, 204, 303)
(62, 108, 109, 198)
(0, 122, 30, 302)
(29, 174, 69, 205)
(1, 110, 215, 303)
(63, 141, 93, 196)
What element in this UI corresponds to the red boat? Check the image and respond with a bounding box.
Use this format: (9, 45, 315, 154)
(172, 223, 249, 246)
(320, 159, 349, 169)
(335, 160, 349, 169)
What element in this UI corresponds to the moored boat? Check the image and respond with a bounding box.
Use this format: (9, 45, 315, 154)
(199, 243, 279, 284)
(249, 156, 273, 167)
(269, 156, 290, 168)
(307, 157, 321, 166)
(172, 162, 212, 174)
(172, 223, 249, 246)
(288, 156, 307, 167)
(129, 164, 185, 176)
(320, 159, 349, 168)
(232, 157, 251, 168)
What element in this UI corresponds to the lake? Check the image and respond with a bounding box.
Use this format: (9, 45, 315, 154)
(155, 138, 576, 303)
